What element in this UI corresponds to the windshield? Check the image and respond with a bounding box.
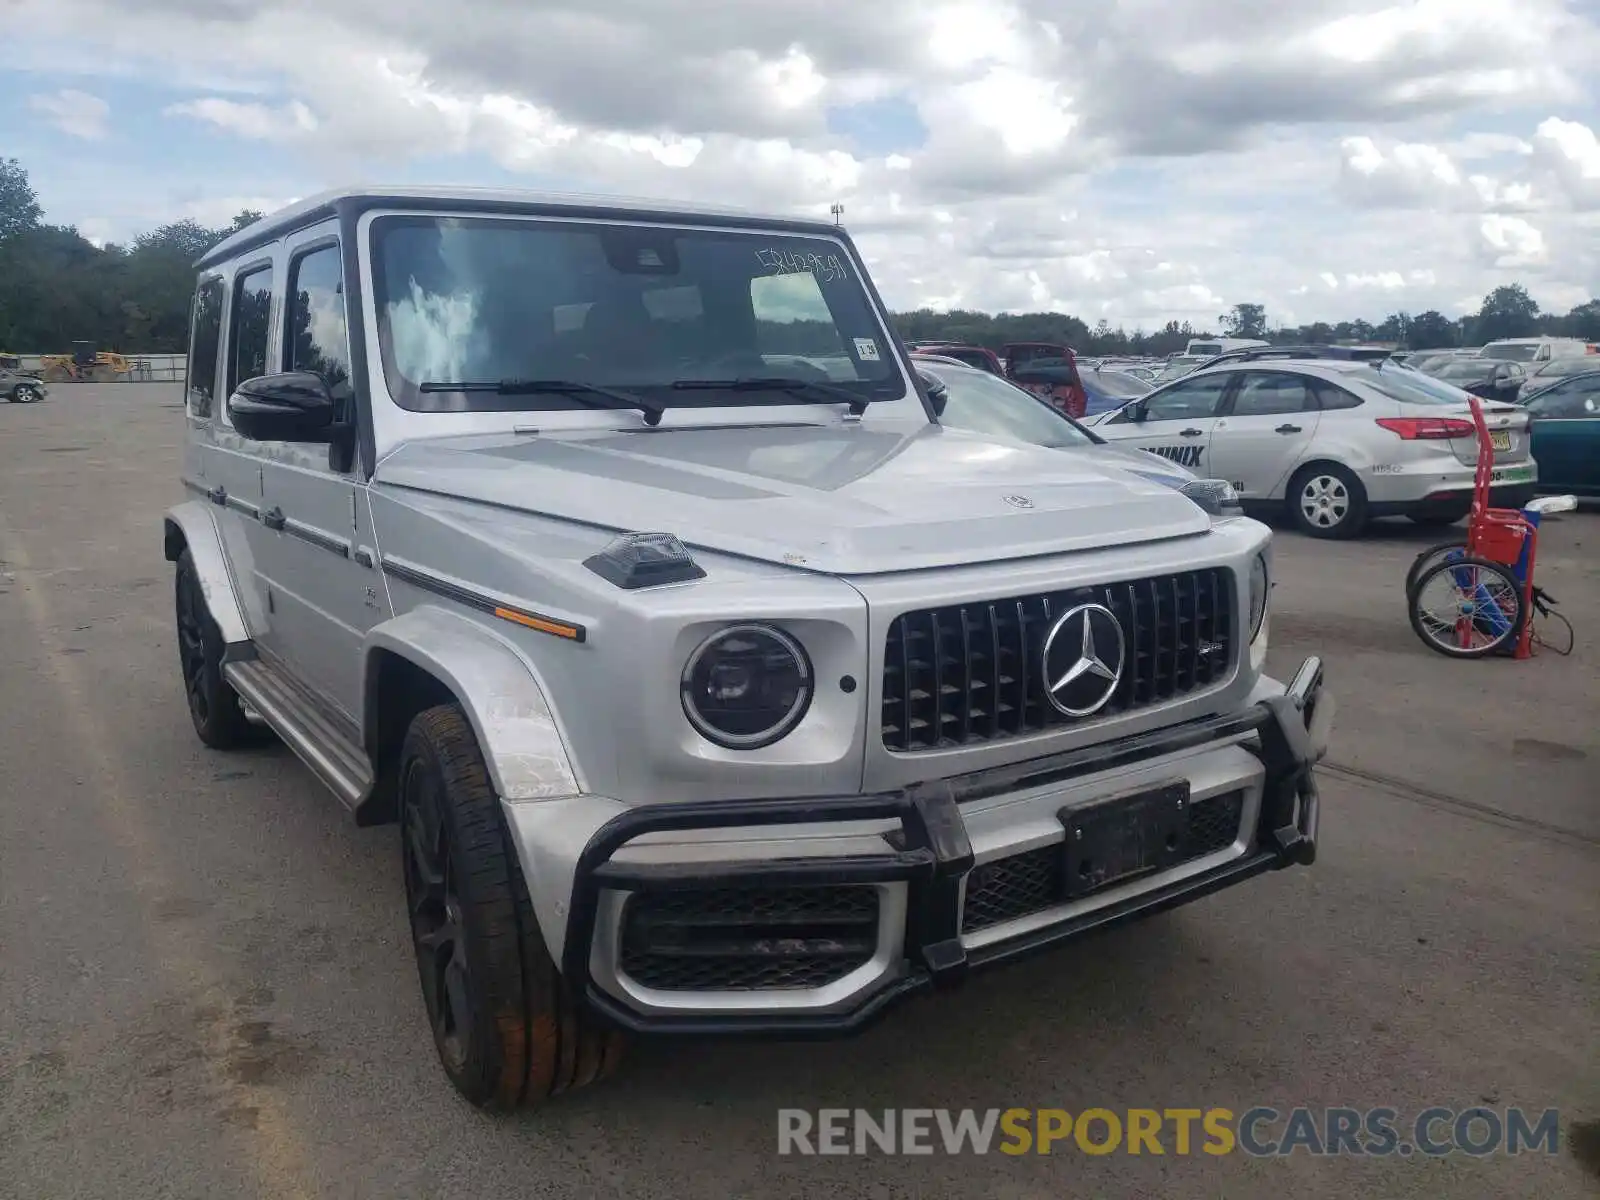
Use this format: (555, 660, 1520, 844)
(371, 215, 906, 413)
(922, 364, 1097, 448)
(1361, 366, 1476, 406)
(1480, 342, 1539, 362)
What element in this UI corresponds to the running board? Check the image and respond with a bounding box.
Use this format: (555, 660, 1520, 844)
(224, 658, 373, 812)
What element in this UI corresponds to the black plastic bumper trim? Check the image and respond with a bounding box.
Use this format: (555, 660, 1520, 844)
(564, 657, 1326, 1036)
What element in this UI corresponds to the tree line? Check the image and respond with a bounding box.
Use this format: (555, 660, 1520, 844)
(2, 157, 1596, 358)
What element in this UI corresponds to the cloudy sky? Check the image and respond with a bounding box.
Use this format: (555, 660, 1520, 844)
(4, 0, 1599, 328)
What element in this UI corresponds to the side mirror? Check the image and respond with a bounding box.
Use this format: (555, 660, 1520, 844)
(228, 372, 336, 442)
(1126, 399, 1148, 422)
(927, 381, 948, 417)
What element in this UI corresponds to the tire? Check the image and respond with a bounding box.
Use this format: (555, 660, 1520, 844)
(1407, 555, 1525, 658)
(399, 704, 624, 1109)
(1287, 463, 1368, 539)
(1405, 540, 1468, 598)
(174, 549, 260, 748)
(11, 384, 42, 403)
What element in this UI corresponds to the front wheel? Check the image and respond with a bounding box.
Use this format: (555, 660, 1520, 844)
(174, 550, 260, 748)
(1287, 464, 1368, 539)
(1408, 555, 1525, 658)
(399, 704, 624, 1109)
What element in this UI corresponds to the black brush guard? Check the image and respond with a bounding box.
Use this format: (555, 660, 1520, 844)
(561, 657, 1329, 1036)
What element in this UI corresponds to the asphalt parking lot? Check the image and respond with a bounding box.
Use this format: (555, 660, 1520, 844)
(2, 382, 1597, 1200)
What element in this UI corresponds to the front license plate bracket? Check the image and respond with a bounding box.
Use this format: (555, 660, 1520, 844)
(1059, 782, 1190, 898)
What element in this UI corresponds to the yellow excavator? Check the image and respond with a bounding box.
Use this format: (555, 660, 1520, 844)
(40, 341, 130, 383)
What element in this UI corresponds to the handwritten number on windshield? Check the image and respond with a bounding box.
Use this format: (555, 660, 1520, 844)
(755, 247, 848, 283)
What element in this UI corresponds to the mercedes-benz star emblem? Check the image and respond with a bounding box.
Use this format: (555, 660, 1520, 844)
(1040, 603, 1126, 717)
(1003, 494, 1034, 509)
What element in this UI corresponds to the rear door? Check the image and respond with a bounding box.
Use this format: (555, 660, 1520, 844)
(1208, 370, 1322, 498)
(1094, 370, 1232, 473)
(1526, 377, 1600, 492)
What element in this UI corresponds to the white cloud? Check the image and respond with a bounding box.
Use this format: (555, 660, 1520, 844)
(1477, 214, 1547, 269)
(1533, 117, 1600, 209)
(28, 89, 110, 140)
(3, 0, 1598, 327)
(165, 97, 319, 141)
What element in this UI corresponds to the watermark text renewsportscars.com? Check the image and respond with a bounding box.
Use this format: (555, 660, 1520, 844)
(777, 1106, 1562, 1158)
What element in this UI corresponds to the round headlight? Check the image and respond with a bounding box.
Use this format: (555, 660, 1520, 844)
(681, 624, 813, 749)
(1248, 553, 1270, 641)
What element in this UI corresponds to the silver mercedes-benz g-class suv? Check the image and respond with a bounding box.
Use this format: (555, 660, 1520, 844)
(164, 186, 1333, 1109)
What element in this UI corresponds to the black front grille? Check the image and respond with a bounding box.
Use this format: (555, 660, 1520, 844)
(960, 790, 1247, 933)
(619, 885, 880, 992)
(882, 568, 1235, 752)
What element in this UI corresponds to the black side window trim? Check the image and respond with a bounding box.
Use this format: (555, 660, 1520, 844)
(281, 237, 344, 374)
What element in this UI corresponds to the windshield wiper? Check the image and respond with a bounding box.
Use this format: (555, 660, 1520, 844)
(418, 378, 664, 426)
(669, 376, 875, 416)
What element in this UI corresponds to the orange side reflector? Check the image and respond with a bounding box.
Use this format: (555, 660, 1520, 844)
(493, 606, 581, 640)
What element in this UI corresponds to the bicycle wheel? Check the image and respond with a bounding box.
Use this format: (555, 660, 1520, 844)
(1405, 540, 1468, 598)
(1408, 555, 1525, 658)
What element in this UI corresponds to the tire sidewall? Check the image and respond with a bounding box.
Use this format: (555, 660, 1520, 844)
(175, 551, 251, 744)
(399, 717, 517, 1107)
(1288, 463, 1367, 539)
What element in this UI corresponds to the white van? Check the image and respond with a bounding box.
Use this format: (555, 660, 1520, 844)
(1479, 337, 1596, 364)
(1185, 337, 1270, 358)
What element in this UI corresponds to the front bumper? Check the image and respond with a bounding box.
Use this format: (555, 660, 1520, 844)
(559, 656, 1332, 1037)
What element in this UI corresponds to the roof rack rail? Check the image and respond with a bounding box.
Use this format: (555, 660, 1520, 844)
(1193, 344, 1397, 370)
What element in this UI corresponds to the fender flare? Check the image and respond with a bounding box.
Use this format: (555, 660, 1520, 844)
(362, 606, 581, 803)
(162, 501, 250, 645)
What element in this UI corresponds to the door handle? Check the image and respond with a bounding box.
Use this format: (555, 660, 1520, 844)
(261, 506, 286, 531)
(1275, 424, 1303, 434)
(1179, 428, 1204, 437)
(207, 484, 226, 505)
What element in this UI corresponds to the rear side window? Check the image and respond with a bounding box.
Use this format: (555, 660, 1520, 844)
(286, 245, 350, 394)
(1314, 382, 1364, 410)
(186, 278, 224, 417)
(230, 263, 275, 394)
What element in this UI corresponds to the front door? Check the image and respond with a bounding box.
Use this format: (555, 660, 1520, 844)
(249, 234, 384, 721)
(1096, 371, 1232, 475)
(1208, 370, 1323, 498)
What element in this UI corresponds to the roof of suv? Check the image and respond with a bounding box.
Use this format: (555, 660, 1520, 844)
(197, 185, 842, 270)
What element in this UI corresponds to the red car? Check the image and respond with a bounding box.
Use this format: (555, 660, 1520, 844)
(1002, 342, 1089, 420)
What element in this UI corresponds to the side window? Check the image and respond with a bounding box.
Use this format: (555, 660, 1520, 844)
(230, 263, 275, 394)
(285, 246, 350, 398)
(1142, 373, 1231, 422)
(751, 272, 846, 358)
(185, 278, 224, 417)
(1229, 372, 1316, 416)
(1314, 381, 1365, 411)
(1532, 379, 1600, 418)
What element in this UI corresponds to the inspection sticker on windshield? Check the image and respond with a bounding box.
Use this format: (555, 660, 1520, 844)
(853, 338, 880, 361)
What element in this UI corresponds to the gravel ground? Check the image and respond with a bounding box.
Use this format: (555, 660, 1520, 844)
(2, 383, 1596, 1199)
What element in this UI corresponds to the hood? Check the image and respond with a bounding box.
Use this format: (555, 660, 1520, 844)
(373, 421, 1212, 575)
